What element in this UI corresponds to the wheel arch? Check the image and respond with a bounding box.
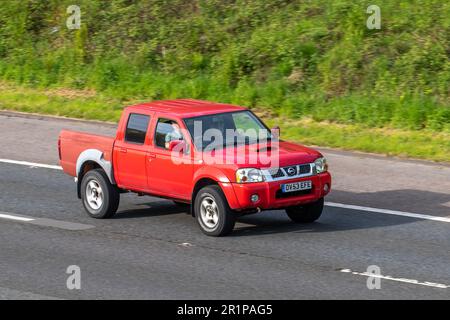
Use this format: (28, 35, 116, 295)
(76, 149, 115, 198)
(191, 177, 218, 216)
(191, 176, 240, 216)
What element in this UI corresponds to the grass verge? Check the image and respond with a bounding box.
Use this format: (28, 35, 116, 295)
(1, 83, 449, 163)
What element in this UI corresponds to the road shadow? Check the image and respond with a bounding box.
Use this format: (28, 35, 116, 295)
(112, 199, 189, 219)
(232, 188, 450, 237)
(111, 189, 450, 236)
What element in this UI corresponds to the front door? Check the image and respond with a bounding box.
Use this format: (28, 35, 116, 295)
(146, 117, 193, 200)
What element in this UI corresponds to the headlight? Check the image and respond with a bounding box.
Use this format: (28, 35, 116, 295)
(314, 157, 328, 173)
(236, 168, 265, 183)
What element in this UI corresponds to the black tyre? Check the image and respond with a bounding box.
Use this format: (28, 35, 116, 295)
(194, 185, 235, 237)
(80, 169, 120, 219)
(285, 198, 324, 223)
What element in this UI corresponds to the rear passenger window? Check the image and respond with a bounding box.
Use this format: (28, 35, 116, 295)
(125, 113, 150, 144)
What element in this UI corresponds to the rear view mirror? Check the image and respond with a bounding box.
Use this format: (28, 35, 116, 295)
(169, 140, 187, 153)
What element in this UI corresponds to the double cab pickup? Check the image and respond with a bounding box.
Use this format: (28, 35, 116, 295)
(59, 99, 331, 236)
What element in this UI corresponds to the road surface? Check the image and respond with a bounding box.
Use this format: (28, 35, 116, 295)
(0, 111, 449, 299)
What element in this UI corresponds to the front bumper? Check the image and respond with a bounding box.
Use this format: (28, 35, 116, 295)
(222, 172, 331, 211)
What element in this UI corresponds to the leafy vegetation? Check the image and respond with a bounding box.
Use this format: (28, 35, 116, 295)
(1, 83, 449, 162)
(0, 0, 449, 159)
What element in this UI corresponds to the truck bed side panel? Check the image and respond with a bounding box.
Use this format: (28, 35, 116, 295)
(59, 130, 115, 177)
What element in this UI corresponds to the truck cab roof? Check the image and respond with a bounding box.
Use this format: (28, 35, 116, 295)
(126, 99, 247, 118)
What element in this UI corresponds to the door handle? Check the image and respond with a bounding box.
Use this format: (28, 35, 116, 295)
(119, 148, 127, 153)
(148, 153, 156, 158)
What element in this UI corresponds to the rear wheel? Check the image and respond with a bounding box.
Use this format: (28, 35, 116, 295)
(194, 185, 235, 237)
(81, 169, 119, 219)
(285, 198, 324, 223)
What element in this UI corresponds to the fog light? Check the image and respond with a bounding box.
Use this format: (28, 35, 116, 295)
(323, 183, 330, 193)
(250, 194, 259, 203)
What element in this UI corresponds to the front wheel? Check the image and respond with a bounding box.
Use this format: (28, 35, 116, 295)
(80, 169, 120, 219)
(194, 185, 235, 237)
(285, 198, 324, 223)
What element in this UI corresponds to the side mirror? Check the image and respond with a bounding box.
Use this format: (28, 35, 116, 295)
(271, 126, 280, 139)
(169, 140, 186, 153)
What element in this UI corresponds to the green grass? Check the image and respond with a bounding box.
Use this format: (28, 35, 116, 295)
(1, 83, 449, 163)
(0, 1, 448, 130)
(0, 1, 448, 161)
(0, 83, 123, 121)
(265, 118, 450, 163)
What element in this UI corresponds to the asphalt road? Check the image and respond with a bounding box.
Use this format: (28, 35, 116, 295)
(0, 111, 449, 300)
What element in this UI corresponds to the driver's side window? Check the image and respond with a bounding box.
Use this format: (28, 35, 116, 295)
(154, 118, 186, 151)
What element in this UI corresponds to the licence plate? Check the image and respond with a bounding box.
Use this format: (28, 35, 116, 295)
(281, 181, 312, 193)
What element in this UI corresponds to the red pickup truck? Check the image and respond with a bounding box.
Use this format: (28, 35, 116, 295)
(59, 99, 331, 236)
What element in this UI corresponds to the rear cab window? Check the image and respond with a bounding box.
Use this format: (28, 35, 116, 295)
(125, 113, 150, 144)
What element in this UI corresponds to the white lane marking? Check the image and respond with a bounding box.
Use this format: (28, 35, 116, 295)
(0, 159, 62, 170)
(326, 202, 450, 223)
(1, 158, 450, 224)
(0, 213, 35, 222)
(0, 211, 94, 231)
(340, 268, 449, 289)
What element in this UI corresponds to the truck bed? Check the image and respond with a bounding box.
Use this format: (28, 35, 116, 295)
(59, 130, 115, 177)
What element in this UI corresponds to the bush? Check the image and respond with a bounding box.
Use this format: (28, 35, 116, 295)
(0, 0, 448, 131)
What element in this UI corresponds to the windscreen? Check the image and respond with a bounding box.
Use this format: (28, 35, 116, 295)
(184, 111, 272, 150)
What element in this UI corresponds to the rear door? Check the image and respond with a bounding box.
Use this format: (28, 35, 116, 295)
(113, 111, 152, 191)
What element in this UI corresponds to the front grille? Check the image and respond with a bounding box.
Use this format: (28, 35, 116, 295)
(270, 168, 285, 179)
(298, 164, 311, 175)
(266, 163, 313, 180)
(276, 188, 313, 199)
